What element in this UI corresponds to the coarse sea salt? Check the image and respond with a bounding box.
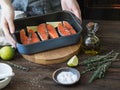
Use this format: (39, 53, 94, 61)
(57, 71, 78, 84)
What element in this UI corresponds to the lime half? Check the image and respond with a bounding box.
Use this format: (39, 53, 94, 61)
(67, 55, 79, 67)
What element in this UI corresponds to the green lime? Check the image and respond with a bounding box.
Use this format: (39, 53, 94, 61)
(0, 46, 15, 60)
(67, 55, 79, 67)
(46, 22, 61, 27)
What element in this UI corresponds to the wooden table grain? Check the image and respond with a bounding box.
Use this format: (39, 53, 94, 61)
(1, 20, 120, 90)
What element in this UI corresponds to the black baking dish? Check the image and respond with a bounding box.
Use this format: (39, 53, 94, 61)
(14, 11, 82, 54)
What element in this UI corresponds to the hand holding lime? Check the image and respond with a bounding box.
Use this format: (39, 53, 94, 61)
(0, 46, 15, 60)
(67, 55, 79, 67)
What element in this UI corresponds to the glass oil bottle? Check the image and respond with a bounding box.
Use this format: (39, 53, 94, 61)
(83, 22, 100, 55)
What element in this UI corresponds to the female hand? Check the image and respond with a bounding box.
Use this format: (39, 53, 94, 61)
(61, 0, 82, 22)
(0, 0, 16, 47)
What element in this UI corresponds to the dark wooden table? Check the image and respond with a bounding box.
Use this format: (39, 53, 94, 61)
(1, 20, 120, 90)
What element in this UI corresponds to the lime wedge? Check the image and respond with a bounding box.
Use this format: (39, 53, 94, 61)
(46, 22, 61, 28)
(27, 26, 38, 32)
(67, 55, 79, 67)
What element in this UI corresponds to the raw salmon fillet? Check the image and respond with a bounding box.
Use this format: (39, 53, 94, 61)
(27, 29, 40, 44)
(20, 29, 29, 45)
(37, 23, 49, 41)
(20, 29, 40, 45)
(57, 22, 71, 36)
(63, 21, 76, 34)
(46, 24, 59, 39)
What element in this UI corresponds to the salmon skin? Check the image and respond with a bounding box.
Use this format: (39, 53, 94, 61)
(20, 29, 40, 45)
(27, 29, 40, 44)
(37, 23, 49, 41)
(46, 24, 59, 39)
(57, 21, 76, 36)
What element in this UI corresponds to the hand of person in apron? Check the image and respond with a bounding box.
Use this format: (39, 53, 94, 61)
(61, 0, 82, 22)
(0, 0, 16, 47)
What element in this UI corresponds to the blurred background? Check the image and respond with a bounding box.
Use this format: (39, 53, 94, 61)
(77, 0, 120, 20)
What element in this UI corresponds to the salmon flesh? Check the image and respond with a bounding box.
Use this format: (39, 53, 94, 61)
(57, 21, 76, 36)
(63, 21, 76, 34)
(46, 24, 59, 39)
(27, 29, 40, 44)
(20, 29, 40, 45)
(20, 29, 29, 45)
(57, 22, 71, 36)
(37, 23, 49, 41)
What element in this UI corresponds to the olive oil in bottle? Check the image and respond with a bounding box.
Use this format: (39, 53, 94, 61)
(83, 22, 100, 55)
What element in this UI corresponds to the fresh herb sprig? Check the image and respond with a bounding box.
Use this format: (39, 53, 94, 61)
(80, 50, 119, 83)
(79, 50, 114, 66)
(7, 62, 30, 72)
(88, 62, 111, 83)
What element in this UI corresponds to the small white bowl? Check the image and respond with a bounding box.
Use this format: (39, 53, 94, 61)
(0, 63, 14, 89)
(52, 67, 80, 85)
(0, 77, 12, 89)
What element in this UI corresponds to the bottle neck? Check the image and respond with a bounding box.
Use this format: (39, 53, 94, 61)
(87, 30, 95, 36)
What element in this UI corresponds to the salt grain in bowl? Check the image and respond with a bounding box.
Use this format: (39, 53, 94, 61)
(57, 71, 78, 84)
(52, 67, 80, 85)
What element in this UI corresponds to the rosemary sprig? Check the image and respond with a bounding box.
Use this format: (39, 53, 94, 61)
(88, 62, 111, 83)
(7, 62, 30, 72)
(79, 50, 114, 65)
(80, 50, 119, 83)
(81, 67, 96, 75)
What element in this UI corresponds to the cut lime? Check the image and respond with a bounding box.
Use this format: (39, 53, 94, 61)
(46, 22, 61, 28)
(27, 26, 38, 32)
(67, 55, 79, 67)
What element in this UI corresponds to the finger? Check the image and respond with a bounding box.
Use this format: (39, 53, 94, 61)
(7, 19, 15, 34)
(72, 9, 82, 23)
(61, 4, 82, 23)
(4, 28, 16, 48)
(63, 8, 82, 23)
(2, 18, 16, 47)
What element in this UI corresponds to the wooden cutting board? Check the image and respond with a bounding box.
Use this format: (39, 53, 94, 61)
(22, 38, 82, 65)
